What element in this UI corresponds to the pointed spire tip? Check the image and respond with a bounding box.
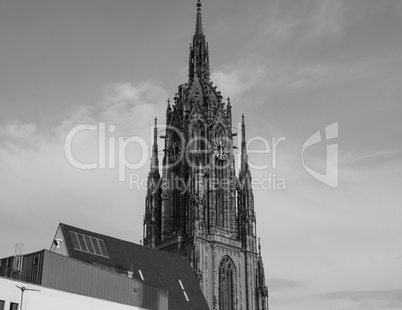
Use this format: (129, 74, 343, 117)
(195, 0, 203, 35)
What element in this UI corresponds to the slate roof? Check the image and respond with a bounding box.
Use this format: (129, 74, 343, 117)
(59, 223, 209, 310)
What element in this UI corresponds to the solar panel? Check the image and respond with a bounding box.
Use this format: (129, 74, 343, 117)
(69, 231, 81, 250)
(84, 235, 95, 254)
(77, 233, 88, 252)
(68, 231, 109, 258)
(91, 237, 102, 256)
(98, 239, 110, 257)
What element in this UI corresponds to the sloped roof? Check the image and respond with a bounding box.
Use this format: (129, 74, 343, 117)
(59, 223, 209, 310)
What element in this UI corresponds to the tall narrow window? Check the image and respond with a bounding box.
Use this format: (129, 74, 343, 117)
(214, 124, 228, 229)
(215, 158, 226, 228)
(191, 121, 206, 166)
(219, 256, 236, 310)
(216, 189, 224, 227)
(169, 130, 182, 230)
(0, 300, 5, 310)
(173, 189, 181, 229)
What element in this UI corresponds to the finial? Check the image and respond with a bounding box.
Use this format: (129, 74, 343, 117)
(258, 237, 261, 257)
(227, 97, 231, 108)
(166, 99, 172, 114)
(154, 117, 157, 126)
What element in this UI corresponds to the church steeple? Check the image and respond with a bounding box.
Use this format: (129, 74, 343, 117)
(144, 2, 268, 309)
(195, 0, 203, 35)
(238, 114, 257, 253)
(189, 0, 210, 82)
(151, 117, 159, 171)
(241, 114, 249, 172)
(143, 117, 161, 249)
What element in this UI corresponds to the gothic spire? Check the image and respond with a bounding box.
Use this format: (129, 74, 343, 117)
(151, 117, 159, 171)
(238, 114, 256, 252)
(189, 0, 210, 82)
(195, 0, 203, 35)
(240, 114, 249, 172)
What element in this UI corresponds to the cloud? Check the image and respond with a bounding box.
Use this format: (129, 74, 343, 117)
(340, 150, 402, 167)
(211, 60, 362, 105)
(268, 278, 305, 292)
(0, 121, 43, 151)
(321, 290, 402, 310)
(0, 81, 168, 257)
(211, 65, 267, 101)
(257, 0, 346, 43)
(311, 0, 345, 37)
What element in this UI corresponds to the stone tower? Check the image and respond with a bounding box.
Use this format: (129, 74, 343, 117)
(143, 1, 269, 309)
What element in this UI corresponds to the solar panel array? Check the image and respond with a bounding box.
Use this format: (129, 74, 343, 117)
(69, 231, 110, 258)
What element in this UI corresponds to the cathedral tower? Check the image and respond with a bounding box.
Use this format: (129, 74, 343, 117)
(143, 1, 268, 309)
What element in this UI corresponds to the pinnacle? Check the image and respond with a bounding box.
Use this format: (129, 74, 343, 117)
(195, 0, 203, 35)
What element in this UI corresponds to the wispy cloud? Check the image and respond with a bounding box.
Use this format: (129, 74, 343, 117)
(268, 278, 305, 292)
(211, 65, 267, 101)
(258, 0, 346, 43)
(321, 290, 402, 310)
(340, 150, 402, 166)
(0, 81, 168, 256)
(211, 59, 362, 101)
(310, 0, 345, 37)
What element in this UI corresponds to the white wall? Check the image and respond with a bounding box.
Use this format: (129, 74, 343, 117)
(48, 224, 68, 256)
(0, 277, 143, 310)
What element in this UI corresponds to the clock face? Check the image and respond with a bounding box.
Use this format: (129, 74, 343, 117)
(168, 141, 181, 162)
(213, 139, 228, 161)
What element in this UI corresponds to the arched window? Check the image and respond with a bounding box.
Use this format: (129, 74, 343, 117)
(219, 256, 236, 310)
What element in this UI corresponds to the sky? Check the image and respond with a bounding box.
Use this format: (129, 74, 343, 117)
(1, 0, 402, 309)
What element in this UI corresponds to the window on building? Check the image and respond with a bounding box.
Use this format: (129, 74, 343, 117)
(69, 231, 110, 258)
(9, 303, 18, 310)
(219, 256, 236, 310)
(178, 279, 190, 302)
(215, 190, 224, 227)
(138, 269, 144, 281)
(0, 300, 5, 310)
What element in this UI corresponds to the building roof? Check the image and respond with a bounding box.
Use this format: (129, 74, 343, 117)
(58, 223, 209, 310)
